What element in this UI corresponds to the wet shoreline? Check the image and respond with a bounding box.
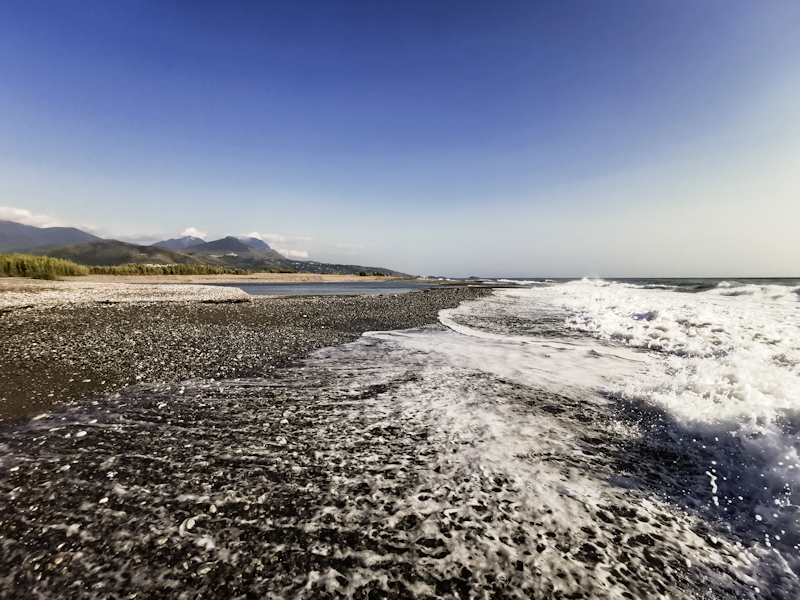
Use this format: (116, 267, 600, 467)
(2, 284, 795, 598)
(0, 287, 490, 423)
(1, 310, 769, 600)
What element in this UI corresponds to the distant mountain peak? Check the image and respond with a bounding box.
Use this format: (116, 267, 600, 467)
(182, 236, 253, 254)
(0, 219, 101, 253)
(151, 236, 206, 250)
(240, 236, 272, 251)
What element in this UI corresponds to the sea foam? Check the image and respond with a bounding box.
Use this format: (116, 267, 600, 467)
(441, 279, 800, 578)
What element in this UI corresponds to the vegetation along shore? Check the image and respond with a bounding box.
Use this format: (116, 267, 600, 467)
(0, 253, 397, 279)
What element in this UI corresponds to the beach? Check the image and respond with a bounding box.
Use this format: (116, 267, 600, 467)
(0, 279, 484, 423)
(0, 273, 415, 297)
(58, 273, 415, 285)
(1, 278, 799, 598)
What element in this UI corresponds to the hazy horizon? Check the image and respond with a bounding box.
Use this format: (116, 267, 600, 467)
(1, 1, 799, 278)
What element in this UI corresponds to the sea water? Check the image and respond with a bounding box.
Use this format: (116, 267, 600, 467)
(213, 280, 441, 296)
(241, 277, 800, 596)
(245, 277, 799, 597)
(426, 278, 800, 596)
(319, 277, 800, 597)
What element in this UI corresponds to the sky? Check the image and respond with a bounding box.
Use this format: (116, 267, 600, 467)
(1, 0, 799, 277)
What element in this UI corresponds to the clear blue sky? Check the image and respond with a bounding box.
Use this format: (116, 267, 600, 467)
(1, 1, 799, 276)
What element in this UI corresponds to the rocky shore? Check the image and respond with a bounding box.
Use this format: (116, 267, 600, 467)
(0, 285, 490, 422)
(0, 285, 502, 599)
(1, 283, 775, 599)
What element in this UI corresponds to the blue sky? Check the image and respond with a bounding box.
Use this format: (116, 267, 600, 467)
(1, 1, 799, 276)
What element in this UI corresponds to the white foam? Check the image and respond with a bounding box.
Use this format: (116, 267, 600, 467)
(439, 279, 800, 574)
(304, 326, 779, 596)
(550, 280, 800, 428)
(434, 311, 650, 394)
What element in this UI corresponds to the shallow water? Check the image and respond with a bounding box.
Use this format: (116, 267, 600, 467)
(442, 279, 800, 593)
(2, 279, 799, 598)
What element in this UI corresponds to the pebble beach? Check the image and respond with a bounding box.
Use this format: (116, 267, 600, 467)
(1, 279, 497, 599)
(0, 279, 487, 423)
(3, 278, 795, 599)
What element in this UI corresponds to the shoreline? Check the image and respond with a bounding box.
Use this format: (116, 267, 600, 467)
(0, 276, 459, 310)
(57, 273, 416, 284)
(3, 281, 788, 597)
(0, 273, 421, 298)
(0, 285, 491, 423)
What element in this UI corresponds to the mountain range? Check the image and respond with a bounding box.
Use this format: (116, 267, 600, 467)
(181, 236, 286, 263)
(152, 235, 279, 254)
(0, 219, 101, 253)
(150, 235, 206, 250)
(0, 220, 406, 276)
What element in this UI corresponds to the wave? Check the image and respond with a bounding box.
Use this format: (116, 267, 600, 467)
(442, 279, 800, 585)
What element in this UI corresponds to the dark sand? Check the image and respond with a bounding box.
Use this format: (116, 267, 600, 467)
(0, 286, 769, 599)
(0, 288, 490, 424)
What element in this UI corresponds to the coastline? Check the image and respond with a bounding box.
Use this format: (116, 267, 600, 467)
(0, 276, 450, 310)
(0, 283, 490, 423)
(61, 273, 414, 284)
(2, 279, 794, 597)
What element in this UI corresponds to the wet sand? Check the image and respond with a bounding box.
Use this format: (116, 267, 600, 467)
(0, 283, 488, 423)
(1, 281, 785, 598)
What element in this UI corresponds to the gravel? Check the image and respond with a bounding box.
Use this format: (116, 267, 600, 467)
(0, 285, 762, 599)
(0, 285, 505, 599)
(0, 287, 491, 423)
(0, 280, 250, 310)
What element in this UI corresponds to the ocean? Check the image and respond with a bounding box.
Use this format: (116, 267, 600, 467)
(289, 276, 800, 597)
(196, 277, 800, 596)
(228, 276, 800, 597)
(417, 277, 800, 596)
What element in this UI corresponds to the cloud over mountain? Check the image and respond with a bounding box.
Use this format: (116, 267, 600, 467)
(246, 231, 309, 259)
(0, 206, 61, 228)
(181, 227, 207, 239)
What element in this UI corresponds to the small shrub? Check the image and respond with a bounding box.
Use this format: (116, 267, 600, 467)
(88, 264, 253, 276)
(0, 255, 307, 278)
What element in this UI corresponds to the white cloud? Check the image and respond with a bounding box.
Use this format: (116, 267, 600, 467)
(115, 232, 166, 245)
(263, 233, 312, 244)
(181, 227, 207, 239)
(0, 206, 61, 227)
(74, 223, 111, 238)
(247, 231, 311, 258)
(276, 248, 309, 258)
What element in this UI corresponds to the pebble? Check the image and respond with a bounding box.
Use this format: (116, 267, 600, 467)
(1, 287, 491, 422)
(0, 280, 249, 309)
